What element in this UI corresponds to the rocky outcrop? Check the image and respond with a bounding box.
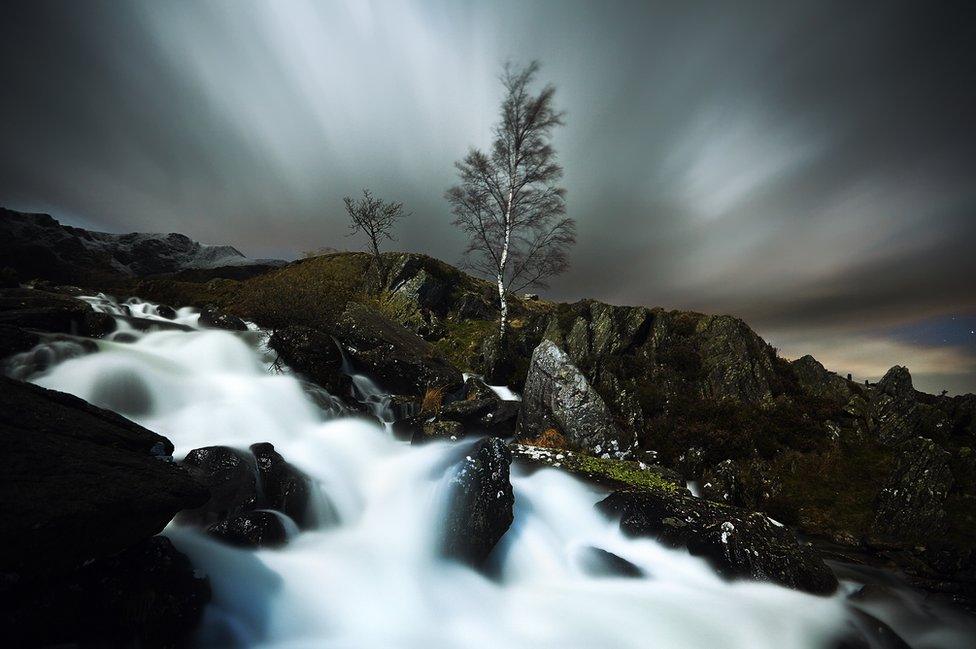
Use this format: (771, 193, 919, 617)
(178, 443, 313, 547)
(0, 287, 114, 338)
(598, 490, 838, 594)
(1, 535, 209, 648)
(335, 302, 463, 397)
(511, 444, 682, 492)
(198, 305, 247, 331)
(269, 325, 350, 397)
(0, 377, 208, 581)
(441, 437, 515, 566)
(873, 437, 953, 544)
(791, 354, 853, 404)
(519, 339, 632, 454)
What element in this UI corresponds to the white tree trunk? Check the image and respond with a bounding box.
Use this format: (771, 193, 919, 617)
(497, 187, 513, 340)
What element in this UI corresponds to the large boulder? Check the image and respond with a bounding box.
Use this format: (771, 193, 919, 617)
(250, 442, 312, 528)
(0, 287, 114, 338)
(873, 437, 953, 544)
(177, 446, 262, 528)
(1, 535, 210, 648)
(791, 354, 853, 404)
(268, 325, 349, 397)
(198, 305, 247, 331)
(518, 339, 632, 455)
(441, 437, 515, 566)
(0, 377, 208, 581)
(334, 302, 463, 397)
(207, 511, 289, 549)
(598, 490, 838, 594)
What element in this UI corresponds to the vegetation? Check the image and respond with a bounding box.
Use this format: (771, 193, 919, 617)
(343, 189, 409, 281)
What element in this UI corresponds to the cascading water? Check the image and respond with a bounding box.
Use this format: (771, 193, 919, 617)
(19, 295, 974, 648)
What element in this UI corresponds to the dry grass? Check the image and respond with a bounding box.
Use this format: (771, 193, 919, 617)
(420, 386, 446, 414)
(522, 427, 568, 449)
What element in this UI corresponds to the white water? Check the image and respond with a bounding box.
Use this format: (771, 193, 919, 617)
(23, 296, 861, 648)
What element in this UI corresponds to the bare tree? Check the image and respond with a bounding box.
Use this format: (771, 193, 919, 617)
(446, 61, 575, 339)
(343, 188, 409, 279)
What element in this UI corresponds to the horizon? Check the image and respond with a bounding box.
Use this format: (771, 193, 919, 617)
(2, 0, 974, 394)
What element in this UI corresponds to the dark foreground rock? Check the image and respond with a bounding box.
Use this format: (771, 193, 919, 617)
(269, 325, 350, 396)
(179, 442, 313, 547)
(598, 490, 838, 594)
(1, 535, 210, 648)
(0, 287, 114, 338)
(873, 436, 953, 544)
(0, 377, 208, 580)
(441, 437, 515, 566)
(199, 305, 248, 331)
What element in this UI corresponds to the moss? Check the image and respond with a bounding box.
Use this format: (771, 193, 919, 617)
(431, 318, 495, 371)
(570, 453, 679, 493)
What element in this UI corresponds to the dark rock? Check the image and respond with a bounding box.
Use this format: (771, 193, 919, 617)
(155, 303, 178, 319)
(518, 339, 632, 455)
(870, 366, 924, 447)
(199, 305, 247, 331)
(178, 446, 261, 528)
(701, 459, 741, 505)
(0, 324, 42, 363)
(441, 437, 515, 566)
(412, 418, 465, 444)
(335, 302, 463, 397)
(791, 354, 853, 404)
(0, 287, 115, 337)
(597, 489, 838, 594)
(250, 442, 312, 528)
(0, 535, 210, 649)
(456, 291, 495, 319)
(577, 547, 644, 578)
(0, 377, 207, 581)
(873, 437, 953, 544)
(439, 395, 519, 436)
(207, 511, 289, 548)
(269, 325, 350, 396)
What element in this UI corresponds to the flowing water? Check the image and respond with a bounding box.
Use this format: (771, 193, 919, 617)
(14, 294, 975, 648)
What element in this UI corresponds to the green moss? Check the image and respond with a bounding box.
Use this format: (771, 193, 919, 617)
(570, 453, 679, 493)
(431, 319, 495, 371)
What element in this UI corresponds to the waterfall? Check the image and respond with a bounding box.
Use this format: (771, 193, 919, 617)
(20, 295, 968, 649)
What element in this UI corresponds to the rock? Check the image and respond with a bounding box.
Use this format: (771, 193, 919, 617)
(207, 511, 289, 548)
(177, 446, 261, 528)
(0, 535, 210, 648)
(870, 366, 923, 447)
(0, 377, 207, 581)
(518, 339, 631, 454)
(199, 305, 247, 331)
(412, 418, 465, 444)
(441, 437, 515, 566)
(511, 443, 682, 492)
(0, 324, 42, 363)
(791, 354, 853, 404)
(873, 437, 953, 544)
(597, 490, 838, 594)
(0, 287, 115, 338)
(439, 395, 520, 436)
(334, 302, 463, 397)
(701, 459, 741, 505)
(155, 303, 178, 319)
(250, 442, 312, 528)
(577, 547, 644, 578)
(269, 325, 350, 396)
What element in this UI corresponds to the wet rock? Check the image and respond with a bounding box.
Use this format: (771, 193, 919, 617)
(701, 459, 741, 505)
(334, 302, 463, 397)
(512, 443, 682, 492)
(441, 437, 515, 566)
(0, 535, 210, 649)
(0, 287, 115, 337)
(178, 446, 261, 528)
(250, 442, 312, 528)
(873, 437, 953, 544)
(155, 303, 177, 319)
(199, 305, 247, 331)
(518, 339, 631, 454)
(577, 547, 644, 578)
(269, 325, 350, 396)
(598, 489, 838, 594)
(0, 377, 207, 581)
(439, 394, 519, 436)
(412, 418, 464, 444)
(207, 511, 289, 548)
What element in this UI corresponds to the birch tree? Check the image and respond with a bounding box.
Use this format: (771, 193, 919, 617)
(343, 188, 408, 280)
(446, 61, 575, 339)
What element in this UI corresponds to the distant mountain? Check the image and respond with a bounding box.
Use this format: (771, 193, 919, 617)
(0, 208, 285, 282)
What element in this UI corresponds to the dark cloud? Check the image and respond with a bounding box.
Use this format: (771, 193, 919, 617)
(1, 0, 974, 391)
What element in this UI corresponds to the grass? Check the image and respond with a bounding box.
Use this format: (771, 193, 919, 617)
(431, 318, 495, 371)
(420, 386, 445, 414)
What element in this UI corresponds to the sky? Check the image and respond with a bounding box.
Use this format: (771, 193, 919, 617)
(1, 0, 974, 394)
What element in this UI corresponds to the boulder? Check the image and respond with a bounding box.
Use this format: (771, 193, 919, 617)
(0, 535, 210, 648)
(439, 394, 519, 436)
(412, 418, 465, 445)
(177, 446, 261, 528)
(518, 339, 631, 455)
(0, 377, 207, 581)
(199, 305, 247, 331)
(511, 443, 682, 492)
(873, 437, 953, 544)
(0, 288, 115, 338)
(870, 366, 922, 447)
(269, 325, 350, 396)
(577, 547, 644, 578)
(334, 302, 463, 397)
(441, 437, 515, 566)
(791, 354, 853, 404)
(597, 490, 838, 594)
(250, 442, 312, 528)
(207, 511, 289, 548)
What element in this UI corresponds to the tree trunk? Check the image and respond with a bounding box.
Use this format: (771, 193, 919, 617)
(497, 187, 513, 340)
(370, 237, 384, 284)
(497, 273, 508, 340)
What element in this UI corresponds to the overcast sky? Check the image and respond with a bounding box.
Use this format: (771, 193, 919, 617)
(2, 0, 974, 393)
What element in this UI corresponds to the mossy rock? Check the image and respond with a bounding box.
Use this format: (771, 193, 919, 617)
(511, 443, 680, 493)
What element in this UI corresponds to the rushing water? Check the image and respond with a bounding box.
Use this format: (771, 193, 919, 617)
(15, 294, 974, 648)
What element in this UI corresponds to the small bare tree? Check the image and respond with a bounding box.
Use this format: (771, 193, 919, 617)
(446, 61, 575, 339)
(343, 188, 409, 279)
